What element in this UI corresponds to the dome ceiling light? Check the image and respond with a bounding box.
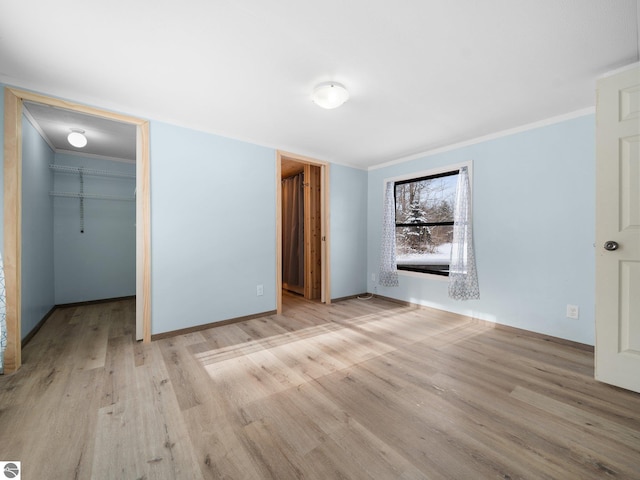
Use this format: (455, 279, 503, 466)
(311, 82, 349, 109)
(67, 128, 87, 148)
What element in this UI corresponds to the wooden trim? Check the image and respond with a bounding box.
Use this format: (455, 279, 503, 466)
(136, 121, 152, 343)
(302, 164, 321, 300)
(277, 150, 328, 167)
(3, 88, 22, 373)
(21, 306, 56, 348)
(371, 293, 594, 351)
(276, 151, 331, 310)
(151, 310, 277, 341)
(303, 164, 311, 299)
(275, 153, 283, 314)
(370, 293, 415, 307)
(331, 293, 371, 303)
(310, 165, 322, 299)
(6, 88, 148, 125)
(55, 295, 136, 309)
(2, 88, 152, 374)
(322, 163, 331, 305)
(491, 322, 594, 352)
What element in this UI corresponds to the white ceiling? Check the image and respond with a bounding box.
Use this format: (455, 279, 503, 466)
(24, 102, 137, 161)
(1, 1, 638, 169)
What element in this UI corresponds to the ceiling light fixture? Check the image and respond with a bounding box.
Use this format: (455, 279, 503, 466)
(311, 82, 349, 109)
(67, 128, 87, 148)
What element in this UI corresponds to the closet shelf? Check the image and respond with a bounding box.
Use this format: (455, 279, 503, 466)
(49, 164, 136, 179)
(49, 191, 135, 201)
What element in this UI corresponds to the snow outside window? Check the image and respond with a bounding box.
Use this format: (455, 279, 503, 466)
(394, 170, 459, 276)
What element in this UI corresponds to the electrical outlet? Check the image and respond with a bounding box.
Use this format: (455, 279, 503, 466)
(256, 284, 264, 296)
(566, 304, 579, 319)
(371, 273, 376, 282)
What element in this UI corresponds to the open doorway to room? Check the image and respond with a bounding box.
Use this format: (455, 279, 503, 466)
(276, 151, 330, 313)
(281, 159, 320, 298)
(2, 88, 151, 373)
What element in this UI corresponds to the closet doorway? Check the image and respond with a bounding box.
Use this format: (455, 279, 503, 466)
(276, 151, 330, 313)
(3, 88, 151, 373)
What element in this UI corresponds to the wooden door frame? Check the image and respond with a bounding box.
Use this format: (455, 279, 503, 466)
(2, 88, 152, 373)
(302, 163, 321, 300)
(276, 151, 330, 313)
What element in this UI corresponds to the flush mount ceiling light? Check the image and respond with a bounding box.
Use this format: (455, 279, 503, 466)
(67, 128, 87, 148)
(311, 82, 349, 109)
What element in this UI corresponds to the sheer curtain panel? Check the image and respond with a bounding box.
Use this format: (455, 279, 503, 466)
(379, 181, 399, 287)
(448, 166, 480, 300)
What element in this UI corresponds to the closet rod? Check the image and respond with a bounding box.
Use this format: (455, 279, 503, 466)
(49, 164, 136, 179)
(49, 191, 135, 201)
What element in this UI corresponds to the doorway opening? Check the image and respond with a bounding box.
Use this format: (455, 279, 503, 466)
(276, 151, 330, 313)
(281, 161, 321, 298)
(2, 88, 151, 373)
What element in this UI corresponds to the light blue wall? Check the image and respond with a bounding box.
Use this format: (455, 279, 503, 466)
(150, 121, 277, 334)
(368, 115, 596, 345)
(330, 164, 367, 298)
(0, 85, 370, 338)
(53, 153, 136, 304)
(2, 84, 597, 344)
(149, 122, 371, 333)
(21, 115, 55, 338)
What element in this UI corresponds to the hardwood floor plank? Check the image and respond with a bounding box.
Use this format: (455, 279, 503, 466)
(94, 347, 204, 479)
(239, 390, 327, 458)
(427, 371, 640, 478)
(322, 415, 432, 480)
(301, 444, 366, 480)
(440, 334, 640, 428)
(106, 299, 136, 339)
(76, 309, 110, 372)
(1, 296, 640, 479)
(406, 372, 596, 479)
(158, 336, 206, 411)
(182, 407, 264, 480)
(511, 385, 640, 452)
(313, 368, 489, 479)
(99, 335, 136, 408)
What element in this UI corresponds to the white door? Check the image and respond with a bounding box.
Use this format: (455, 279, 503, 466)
(595, 64, 640, 393)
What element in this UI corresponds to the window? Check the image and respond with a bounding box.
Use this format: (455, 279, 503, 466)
(394, 169, 459, 276)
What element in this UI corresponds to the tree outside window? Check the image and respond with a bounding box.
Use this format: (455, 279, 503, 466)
(394, 170, 458, 275)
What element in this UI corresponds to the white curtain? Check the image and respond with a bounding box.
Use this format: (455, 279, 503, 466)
(379, 181, 399, 287)
(449, 166, 480, 300)
(0, 251, 6, 374)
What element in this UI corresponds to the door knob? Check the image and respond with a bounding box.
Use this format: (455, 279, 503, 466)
(604, 240, 619, 251)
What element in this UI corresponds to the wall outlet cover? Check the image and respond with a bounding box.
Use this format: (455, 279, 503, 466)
(566, 304, 579, 319)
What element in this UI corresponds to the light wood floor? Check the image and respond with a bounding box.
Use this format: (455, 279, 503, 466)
(1, 296, 639, 479)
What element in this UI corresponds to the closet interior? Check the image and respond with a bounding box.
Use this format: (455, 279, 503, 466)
(20, 101, 136, 339)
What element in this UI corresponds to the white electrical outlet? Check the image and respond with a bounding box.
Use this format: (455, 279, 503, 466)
(257, 284, 264, 296)
(566, 304, 579, 319)
(371, 273, 376, 282)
